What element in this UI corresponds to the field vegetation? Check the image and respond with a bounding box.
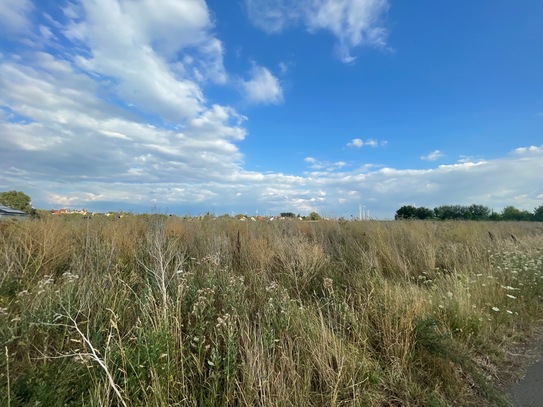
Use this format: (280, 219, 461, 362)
(1, 216, 543, 406)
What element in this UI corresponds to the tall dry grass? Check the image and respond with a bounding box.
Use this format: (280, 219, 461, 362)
(1, 216, 542, 406)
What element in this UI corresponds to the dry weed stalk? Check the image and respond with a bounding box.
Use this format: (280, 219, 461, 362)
(38, 311, 127, 407)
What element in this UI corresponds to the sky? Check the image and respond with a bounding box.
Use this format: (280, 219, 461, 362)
(0, 0, 542, 219)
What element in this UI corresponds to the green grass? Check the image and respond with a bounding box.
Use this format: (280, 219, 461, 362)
(1, 216, 542, 406)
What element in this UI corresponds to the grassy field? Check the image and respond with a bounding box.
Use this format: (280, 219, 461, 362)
(1, 216, 543, 406)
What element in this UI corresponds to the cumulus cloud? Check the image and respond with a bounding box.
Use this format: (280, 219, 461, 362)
(514, 145, 543, 154)
(0, 0, 247, 197)
(348, 138, 364, 148)
(421, 150, 444, 161)
(245, 0, 389, 62)
(64, 0, 228, 122)
(242, 65, 284, 105)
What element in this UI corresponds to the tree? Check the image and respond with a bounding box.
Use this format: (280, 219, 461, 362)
(466, 204, 491, 220)
(395, 205, 418, 220)
(0, 190, 33, 213)
(501, 206, 532, 221)
(395, 205, 433, 220)
(308, 211, 321, 221)
(434, 205, 469, 220)
(280, 212, 296, 218)
(416, 207, 434, 220)
(534, 206, 543, 222)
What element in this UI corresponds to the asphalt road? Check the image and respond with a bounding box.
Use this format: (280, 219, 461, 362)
(509, 355, 543, 406)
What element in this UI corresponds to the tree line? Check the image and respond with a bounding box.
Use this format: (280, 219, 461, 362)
(395, 204, 543, 221)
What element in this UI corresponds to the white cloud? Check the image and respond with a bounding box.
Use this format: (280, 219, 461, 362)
(0, 0, 34, 35)
(304, 157, 348, 171)
(1, 1, 541, 219)
(421, 150, 444, 161)
(242, 65, 284, 105)
(245, 0, 389, 62)
(58, 0, 229, 124)
(347, 138, 383, 148)
(0, 0, 248, 194)
(514, 145, 543, 154)
(348, 138, 364, 148)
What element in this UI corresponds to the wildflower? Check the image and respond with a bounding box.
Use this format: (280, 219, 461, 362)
(266, 281, 278, 292)
(492, 306, 500, 312)
(506, 310, 513, 314)
(62, 272, 79, 282)
(447, 291, 453, 299)
(506, 294, 517, 299)
(501, 285, 520, 291)
(438, 304, 445, 309)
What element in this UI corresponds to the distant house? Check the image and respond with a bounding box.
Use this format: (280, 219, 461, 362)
(0, 205, 28, 219)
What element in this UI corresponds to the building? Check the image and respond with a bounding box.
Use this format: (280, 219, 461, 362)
(0, 205, 28, 219)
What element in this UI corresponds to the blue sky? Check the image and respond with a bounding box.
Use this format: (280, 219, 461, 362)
(1, 0, 542, 219)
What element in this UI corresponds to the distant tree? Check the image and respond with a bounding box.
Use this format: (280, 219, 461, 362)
(488, 210, 502, 221)
(280, 212, 296, 218)
(466, 204, 491, 220)
(501, 206, 532, 221)
(0, 190, 33, 213)
(415, 207, 434, 220)
(434, 205, 469, 220)
(534, 206, 543, 222)
(308, 211, 321, 221)
(395, 206, 433, 220)
(395, 205, 418, 220)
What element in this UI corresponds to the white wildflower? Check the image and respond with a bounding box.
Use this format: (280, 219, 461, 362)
(506, 294, 517, 299)
(492, 306, 500, 312)
(501, 285, 520, 291)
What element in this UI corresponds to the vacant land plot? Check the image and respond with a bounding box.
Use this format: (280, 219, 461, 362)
(1, 216, 542, 406)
